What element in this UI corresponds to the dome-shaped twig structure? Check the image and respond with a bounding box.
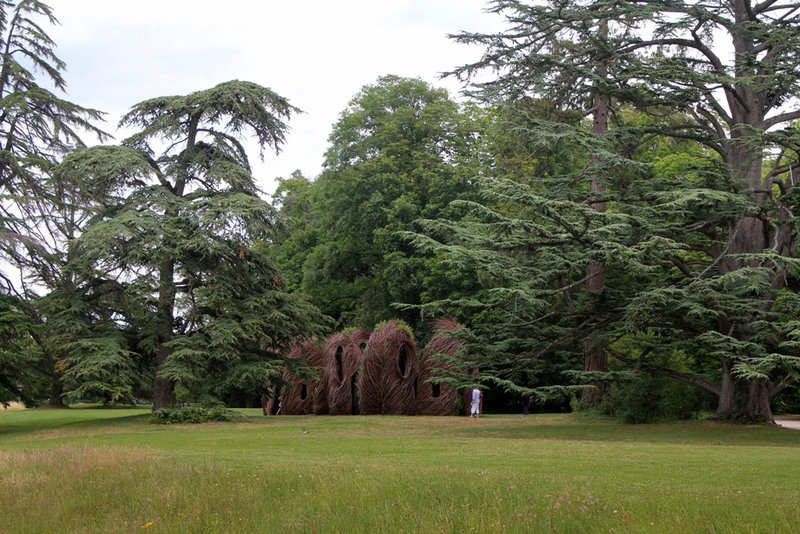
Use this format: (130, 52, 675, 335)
(359, 320, 419, 415)
(324, 328, 370, 415)
(418, 318, 471, 416)
(280, 338, 326, 415)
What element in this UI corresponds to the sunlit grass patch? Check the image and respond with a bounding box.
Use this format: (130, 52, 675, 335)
(1, 409, 799, 532)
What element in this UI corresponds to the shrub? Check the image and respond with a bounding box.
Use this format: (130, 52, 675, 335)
(603, 372, 712, 424)
(149, 405, 241, 424)
(773, 387, 800, 415)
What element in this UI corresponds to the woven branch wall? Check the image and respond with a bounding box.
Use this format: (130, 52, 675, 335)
(359, 320, 419, 415)
(324, 328, 369, 415)
(417, 318, 471, 416)
(280, 339, 327, 415)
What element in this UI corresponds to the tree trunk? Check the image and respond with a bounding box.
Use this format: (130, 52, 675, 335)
(746, 378, 774, 424)
(586, 20, 609, 293)
(713, 357, 736, 419)
(581, 21, 609, 406)
(581, 339, 607, 406)
(47, 373, 65, 407)
(712, 32, 778, 420)
(152, 258, 176, 410)
(152, 360, 175, 409)
(712, 358, 775, 422)
(152, 319, 175, 408)
(713, 380, 775, 423)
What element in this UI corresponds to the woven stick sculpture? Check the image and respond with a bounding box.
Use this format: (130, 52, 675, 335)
(324, 328, 370, 415)
(280, 338, 326, 415)
(359, 320, 419, 415)
(418, 318, 472, 416)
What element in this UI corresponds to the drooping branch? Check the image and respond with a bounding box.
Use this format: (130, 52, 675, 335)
(657, 367, 721, 396)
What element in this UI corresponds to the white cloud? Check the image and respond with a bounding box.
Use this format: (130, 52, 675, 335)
(49, 0, 500, 194)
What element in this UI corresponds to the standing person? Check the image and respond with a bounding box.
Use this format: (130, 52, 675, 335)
(470, 387, 482, 418)
(522, 396, 530, 417)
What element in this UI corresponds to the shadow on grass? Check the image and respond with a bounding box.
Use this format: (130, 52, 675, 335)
(0, 406, 152, 438)
(3, 409, 799, 449)
(447, 414, 800, 447)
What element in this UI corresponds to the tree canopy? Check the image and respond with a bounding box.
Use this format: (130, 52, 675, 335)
(2, 0, 799, 421)
(272, 75, 483, 331)
(412, 0, 800, 422)
(54, 81, 328, 408)
(0, 0, 107, 406)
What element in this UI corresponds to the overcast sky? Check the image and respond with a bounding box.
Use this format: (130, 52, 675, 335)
(48, 1, 502, 196)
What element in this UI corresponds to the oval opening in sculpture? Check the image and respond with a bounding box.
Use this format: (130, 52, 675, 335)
(398, 346, 408, 377)
(335, 346, 344, 382)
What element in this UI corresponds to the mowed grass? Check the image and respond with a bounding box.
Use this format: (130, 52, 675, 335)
(1, 408, 799, 533)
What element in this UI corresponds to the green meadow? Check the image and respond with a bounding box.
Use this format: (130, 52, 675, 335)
(1, 408, 798, 533)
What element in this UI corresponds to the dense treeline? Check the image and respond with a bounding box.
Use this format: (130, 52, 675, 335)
(1, 0, 799, 423)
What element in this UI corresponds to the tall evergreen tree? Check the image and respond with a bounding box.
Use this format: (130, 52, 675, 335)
(0, 0, 105, 205)
(0, 0, 106, 405)
(60, 81, 329, 409)
(425, 0, 800, 421)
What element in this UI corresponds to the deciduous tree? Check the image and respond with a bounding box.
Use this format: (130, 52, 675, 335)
(279, 75, 482, 330)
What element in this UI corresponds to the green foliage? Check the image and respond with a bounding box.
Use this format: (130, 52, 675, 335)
(0, 0, 112, 407)
(272, 75, 483, 330)
(122, 80, 300, 161)
(269, 171, 319, 290)
(603, 373, 712, 424)
(33, 280, 150, 405)
(773, 387, 800, 414)
(61, 336, 140, 404)
(0, 0, 106, 195)
(149, 404, 241, 424)
(411, 0, 800, 421)
(0, 294, 44, 406)
(57, 81, 328, 408)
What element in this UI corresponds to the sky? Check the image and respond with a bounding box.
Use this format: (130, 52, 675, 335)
(48, 0, 503, 196)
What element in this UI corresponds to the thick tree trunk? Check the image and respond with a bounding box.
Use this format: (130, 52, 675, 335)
(582, 28, 609, 406)
(713, 358, 737, 419)
(152, 258, 176, 410)
(716, 210, 775, 424)
(713, 381, 775, 423)
(746, 378, 774, 424)
(586, 26, 609, 293)
(581, 339, 607, 405)
(152, 353, 175, 409)
(47, 373, 65, 407)
(712, 38, 779, 421)
(712, 358, 775, 422)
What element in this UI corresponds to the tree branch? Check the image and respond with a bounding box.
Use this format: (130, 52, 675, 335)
(763, 109, 800, 131)
(657, 368, 721, 396)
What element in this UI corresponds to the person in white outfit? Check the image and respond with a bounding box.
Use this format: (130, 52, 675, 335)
(470, 387, 482, 418)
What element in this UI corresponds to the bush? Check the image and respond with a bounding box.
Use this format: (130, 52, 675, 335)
(149, 405, 241, 424)
(773, 387, 800, 415)
(603, 372, 712, 424)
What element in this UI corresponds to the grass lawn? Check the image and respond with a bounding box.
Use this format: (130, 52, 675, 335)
(1, 408, 798, 533)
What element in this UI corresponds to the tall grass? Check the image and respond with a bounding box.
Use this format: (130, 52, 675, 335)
(1, 409, 798, 532)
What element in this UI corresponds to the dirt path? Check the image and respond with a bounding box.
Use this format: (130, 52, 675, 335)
(775, 417, 800, 430)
